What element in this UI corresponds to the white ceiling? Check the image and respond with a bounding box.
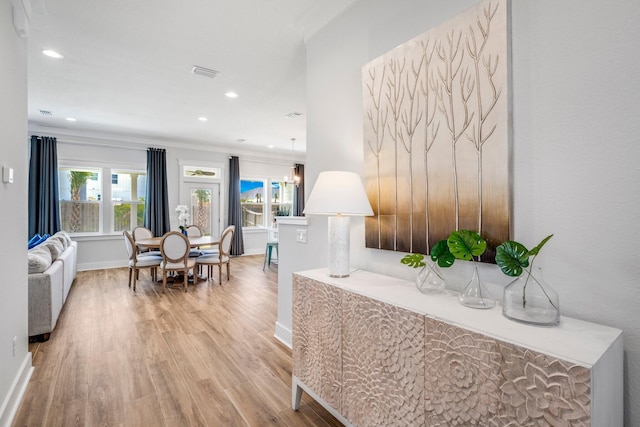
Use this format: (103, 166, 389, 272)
(27, 0, 356, 155)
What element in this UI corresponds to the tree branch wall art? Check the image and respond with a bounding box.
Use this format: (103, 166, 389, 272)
(363, 0, 511, 261)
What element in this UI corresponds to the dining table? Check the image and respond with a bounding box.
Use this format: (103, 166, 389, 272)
(135, 235, 220, 250)
(135, 234, 220, 285)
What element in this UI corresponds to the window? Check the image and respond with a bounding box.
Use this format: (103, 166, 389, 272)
(58, 165, 146, 235)
(240, 178, 294, 228)
(271, 181, 293, 222)
(111, 170, 146, 233)
(58, 167, 102, 233)
(240, 179, 265, 228)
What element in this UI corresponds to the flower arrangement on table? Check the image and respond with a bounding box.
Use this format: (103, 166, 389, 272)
(175, 205, 190, 234)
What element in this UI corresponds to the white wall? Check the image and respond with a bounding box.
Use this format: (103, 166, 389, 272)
(30, 127, 298, 268)
(0, 2, 32, 425)
(304, 0, 640, 425)
(274, 217, 316, 346)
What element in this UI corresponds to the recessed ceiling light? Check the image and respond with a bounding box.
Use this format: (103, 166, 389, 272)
(66, 117, 76, 122)
(42, 50, 63, 59)
(236, 139, 246, 143)
(267, 145, 274, 149)
(198, 117, 208, 122)
(225, 91, 238, 98)
(285, 112, 302, 119)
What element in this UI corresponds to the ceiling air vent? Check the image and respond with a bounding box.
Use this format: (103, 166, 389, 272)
(285, 112, 302, 119)
(191, 66, 220, 79)
(39, 110, 53, 116)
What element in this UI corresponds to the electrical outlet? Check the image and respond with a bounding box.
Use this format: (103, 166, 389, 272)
(296, 229, 307, 243)
(13, 336, 16, 357)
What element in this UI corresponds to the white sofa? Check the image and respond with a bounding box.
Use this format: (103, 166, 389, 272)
(27, 231, 77, 338)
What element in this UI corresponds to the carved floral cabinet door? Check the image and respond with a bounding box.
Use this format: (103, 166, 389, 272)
(341, 292, 425, 427)
(292, 275, 342, 411)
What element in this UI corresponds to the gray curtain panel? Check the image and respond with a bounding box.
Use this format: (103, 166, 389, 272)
(28, 135, 61, 237)
(293, 163, 305, 216)
(228, 156, 244, 255)
(144, 147, 170, 236)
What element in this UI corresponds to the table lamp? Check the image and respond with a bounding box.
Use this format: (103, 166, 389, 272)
(303, 171, 373, 277)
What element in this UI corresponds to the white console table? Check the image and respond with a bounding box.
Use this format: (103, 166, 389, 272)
(292, 268, 623, 427)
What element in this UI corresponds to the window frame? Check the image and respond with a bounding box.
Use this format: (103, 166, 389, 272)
(110, 169, 147, 234)
(270, 179, 293, 225)
(58, 160, 146, 237)
(240, 178, 267, 229)
(58, 165, 104, 235)
(240, 176, 294, 230)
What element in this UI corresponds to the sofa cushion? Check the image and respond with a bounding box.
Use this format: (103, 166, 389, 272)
(51, 234, 68, 250)
(42, 238, 64, 260)
(56, 230, 73, 246)
(28, 246, 52, 273)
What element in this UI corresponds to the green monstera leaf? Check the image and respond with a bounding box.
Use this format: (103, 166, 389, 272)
(447, 230, 486, 261)
(400, 253, 426, 268)
(495, 241, 530, 276)
(430, 240, 456, 268)
(528, 234, 554, 257)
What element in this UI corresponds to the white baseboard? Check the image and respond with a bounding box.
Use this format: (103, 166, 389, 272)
(0, 352, 33, 427)
(274, 322, 292, 349)
(243, 248, 264, 256)
(78, 260, 128, 271)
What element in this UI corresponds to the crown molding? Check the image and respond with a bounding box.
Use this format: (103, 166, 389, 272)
(28, 123, 305, 164)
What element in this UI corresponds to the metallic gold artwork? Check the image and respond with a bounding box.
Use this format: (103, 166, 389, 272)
(363, 0, 511, 259)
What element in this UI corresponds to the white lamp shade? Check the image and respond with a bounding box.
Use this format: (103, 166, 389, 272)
(304, 171, 373, 216)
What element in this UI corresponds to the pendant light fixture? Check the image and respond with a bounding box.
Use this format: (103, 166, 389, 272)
(284, 138, 300, 186)
(291, 138, 300, 186)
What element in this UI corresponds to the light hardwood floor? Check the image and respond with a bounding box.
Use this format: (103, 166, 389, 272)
(13, 255, 341, 427)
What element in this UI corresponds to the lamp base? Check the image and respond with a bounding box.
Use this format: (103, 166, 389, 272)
(328, 216, 350, 278)
(328, 273, 350, 278)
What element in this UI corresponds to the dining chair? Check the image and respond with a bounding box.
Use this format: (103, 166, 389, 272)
(185, 224, 204, 257)
(123, 230, 162, 291)
(196, 225, 235, 284)
(185, 224, 203, 237)
(159, 231, 197, 293)
(132, 226, 154, 253)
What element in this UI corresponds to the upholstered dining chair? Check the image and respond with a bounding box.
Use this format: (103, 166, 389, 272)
(123, 230, 162, 291)
(132, 226, 154, 254)
(185, 224, 204, 258)
(196, 225, 235, 284)
(185, 224, 202, 237)
(159, 231, 197, 293)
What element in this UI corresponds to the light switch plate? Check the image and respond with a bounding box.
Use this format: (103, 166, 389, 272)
(2, 167, 13, 184)
(296, 229, 307, 243)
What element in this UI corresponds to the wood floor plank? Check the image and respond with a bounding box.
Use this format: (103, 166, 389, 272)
(123, 394, 165, 427)
(192, 378, 249, 427)
(147, 359, 206, 425)
(87, 351, 126, 426)
(16, 255, 341, 427)
(224, 380, 288, 427)
(279, 403, 334, 427)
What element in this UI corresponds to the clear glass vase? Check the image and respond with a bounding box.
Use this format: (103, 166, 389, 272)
(502, 267, 560, 326)
(415, 262, 447, 294)
(458, 261, 496, 309)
